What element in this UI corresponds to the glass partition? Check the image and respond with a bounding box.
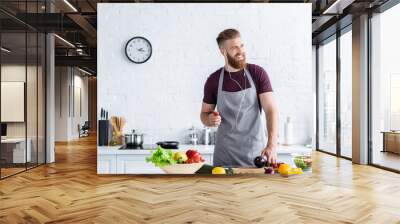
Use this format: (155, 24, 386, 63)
(1, 31, 28, 177)
(0, 1, 46, 179)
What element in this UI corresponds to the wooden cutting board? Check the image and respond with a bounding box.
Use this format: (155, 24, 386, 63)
(196, 165, 267, 175)
(231, 167, 265, 174)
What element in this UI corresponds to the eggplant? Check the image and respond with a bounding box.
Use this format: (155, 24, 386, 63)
(254, 156, 269, 168)
(254, 155, 270, 168)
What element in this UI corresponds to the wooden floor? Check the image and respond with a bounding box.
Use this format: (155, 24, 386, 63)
(373, 151, 400, 171)
(0, 167, 26, 178)
(1, 135, 400, 223)
(1, 163, 44, 178)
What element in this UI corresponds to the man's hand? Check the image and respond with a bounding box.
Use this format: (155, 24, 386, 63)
(208, 111, 221, 127)
(259, 92, 278, 165)
(261, 145, 277, 165)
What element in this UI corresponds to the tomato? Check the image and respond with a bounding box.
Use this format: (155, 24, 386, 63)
(186, 150, 196, 158)
(185, 149, 204, 163)
(192, 153, 202, 163)
(186, 149, 201, 158)
(192, 151, 200, 158)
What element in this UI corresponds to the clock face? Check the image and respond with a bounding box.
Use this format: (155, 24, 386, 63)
(125, 36, 152, 64)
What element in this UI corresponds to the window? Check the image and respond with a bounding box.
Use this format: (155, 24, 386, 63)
(371, 3, 400, 171)
(340, 29, 352, 158)
(318, 36, 337, 154)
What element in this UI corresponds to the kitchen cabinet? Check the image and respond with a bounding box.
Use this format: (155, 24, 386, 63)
(116, 155, 163, 174)
(97, 155, 117, 174)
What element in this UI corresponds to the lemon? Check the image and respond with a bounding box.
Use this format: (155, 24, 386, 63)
(173, 152, 187, 163)
(291, 167, 303, 175)
(212, 167, 226, 175)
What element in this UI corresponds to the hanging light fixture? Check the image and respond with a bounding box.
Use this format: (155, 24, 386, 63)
(63, 0, 78, 12)
(1, 47, 11, 53)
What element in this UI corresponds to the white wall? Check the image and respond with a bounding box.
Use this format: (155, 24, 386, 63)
(55, 67, 89, 141)
(55, 67, 68, 141)
(98, 3, 313, 145)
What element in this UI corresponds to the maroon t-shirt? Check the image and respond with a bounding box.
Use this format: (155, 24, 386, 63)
(203, 63, 273, 110)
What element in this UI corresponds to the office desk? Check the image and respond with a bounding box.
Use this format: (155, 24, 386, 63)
(1, 138, 32, 163)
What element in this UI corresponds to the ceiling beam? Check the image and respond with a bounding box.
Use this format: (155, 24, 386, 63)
(67, 13, 97, 39)
(55, 55, 96, 67)
(322, 0, 356, 14)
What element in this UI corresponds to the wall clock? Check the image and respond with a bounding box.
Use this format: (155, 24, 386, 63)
(125, 36, 152, 64)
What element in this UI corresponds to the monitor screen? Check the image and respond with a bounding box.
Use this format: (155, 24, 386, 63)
(1, 123, 7, 137)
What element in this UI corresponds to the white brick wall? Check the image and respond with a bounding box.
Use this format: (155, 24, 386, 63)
(98, 3, 313, 145)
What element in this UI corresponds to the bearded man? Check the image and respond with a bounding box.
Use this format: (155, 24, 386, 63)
(200, 28, 279, 167)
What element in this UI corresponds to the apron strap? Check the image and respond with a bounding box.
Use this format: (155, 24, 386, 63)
(244, 66, 262, 114)
(216, 67, 225, 109)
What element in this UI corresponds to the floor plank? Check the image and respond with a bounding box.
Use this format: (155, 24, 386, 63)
(1, 135, 400, 223)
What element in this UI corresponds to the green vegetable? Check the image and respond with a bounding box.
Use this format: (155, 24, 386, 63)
(195, 164, 214, 174)
(294, 156, 309, 170)
(145, 146, 177, 167)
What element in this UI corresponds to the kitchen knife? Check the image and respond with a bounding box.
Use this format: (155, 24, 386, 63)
(101, 108, 104, 120)
(105, 111, 108, 120)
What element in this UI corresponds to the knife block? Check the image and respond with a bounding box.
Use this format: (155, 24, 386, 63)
(98, 120, 109, 146)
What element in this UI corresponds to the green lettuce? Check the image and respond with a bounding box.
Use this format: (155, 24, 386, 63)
(145, 146, 177, 167)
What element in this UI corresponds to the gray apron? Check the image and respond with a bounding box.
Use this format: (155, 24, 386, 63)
(213, 67, 266, 167)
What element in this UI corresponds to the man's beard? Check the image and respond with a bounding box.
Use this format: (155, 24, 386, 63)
(227, 52, 246, 70)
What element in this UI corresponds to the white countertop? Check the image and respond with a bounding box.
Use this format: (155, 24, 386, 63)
(98, 144, 215, 155)
(97, 144, 312, 155)
(274, 145, 313, 154)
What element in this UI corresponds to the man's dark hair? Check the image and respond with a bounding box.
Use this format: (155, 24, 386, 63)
(216, 28, 241, 48)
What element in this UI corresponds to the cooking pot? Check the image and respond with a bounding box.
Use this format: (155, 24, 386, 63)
(124, 130, 144, 146)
